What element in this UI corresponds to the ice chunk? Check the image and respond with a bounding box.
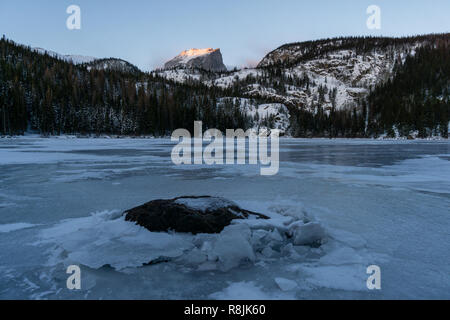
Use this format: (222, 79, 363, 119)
(261, 247, 276, 258)
(268, 228, 284, 241)
(36, 210, 194, 270)
(288, 221, 327, 246)
(213, 224, 255, 271)
(300, 265, 368, 291)
(274, 277, 298, 291)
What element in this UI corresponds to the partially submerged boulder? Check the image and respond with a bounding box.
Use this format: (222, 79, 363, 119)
(124, 196, 269, 234)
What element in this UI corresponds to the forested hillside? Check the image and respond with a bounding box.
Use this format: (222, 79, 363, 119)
(366, 43, 449, 138)
(258, 34, 447, 68)
(0, 34, 449, 138)
(0, 37, 251, 136)
(290, 42, 449, 138)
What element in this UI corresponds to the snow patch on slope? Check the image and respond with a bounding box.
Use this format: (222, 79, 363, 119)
(33, 48, 97, 65)
(217, 98, 290, 134)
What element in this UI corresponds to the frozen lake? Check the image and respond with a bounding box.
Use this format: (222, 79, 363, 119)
(0, 137, 449, 299)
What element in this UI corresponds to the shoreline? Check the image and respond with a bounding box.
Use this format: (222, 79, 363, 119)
(0, 133, 448, 141)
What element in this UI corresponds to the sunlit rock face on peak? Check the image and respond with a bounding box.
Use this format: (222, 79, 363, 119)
(164, 48, 227, 72)
(180, 48, 216, 57)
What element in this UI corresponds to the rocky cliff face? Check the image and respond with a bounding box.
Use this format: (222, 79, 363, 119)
(164, 48, 227, 72)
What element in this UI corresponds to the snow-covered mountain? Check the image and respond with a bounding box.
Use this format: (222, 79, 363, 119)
(32, 48, 97, 65)
(209, 47, 401, 112)
(18, 34, 446, 138)
(164, 48, 227, 72)
(155, 36, 442, 115)
(33, 48, 141, 74)
(85, 58, 141, 74)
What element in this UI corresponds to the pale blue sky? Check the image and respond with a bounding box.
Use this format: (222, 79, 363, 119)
(1, 0, 449, 71)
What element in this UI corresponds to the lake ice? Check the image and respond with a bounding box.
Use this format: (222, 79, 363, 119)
(0, 137, 449, 299)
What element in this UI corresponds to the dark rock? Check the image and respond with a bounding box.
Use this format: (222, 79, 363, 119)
(124, 196, 269, 234)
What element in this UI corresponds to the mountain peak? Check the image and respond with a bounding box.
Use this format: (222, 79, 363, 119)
(164, 48, 227, 72)
(179, 48, 218, 57)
